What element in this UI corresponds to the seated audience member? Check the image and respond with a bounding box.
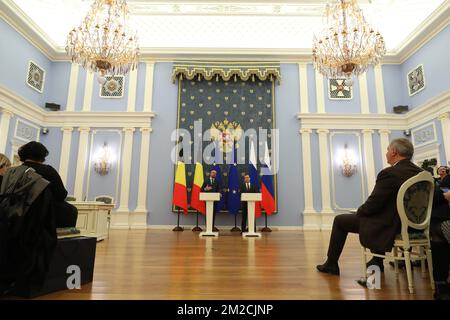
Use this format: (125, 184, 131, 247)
(432, 170, 450, 227)
(317, 138, 422, 275)
(0, 153, 11, 187)
(437, 166, 450, 187)
(18, 142, 78, 228)
(431, 190, 450, 299)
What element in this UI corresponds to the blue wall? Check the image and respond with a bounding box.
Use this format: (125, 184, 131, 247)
(39, 127, 62, 169)
(401, 25, 450, 109)
(148, 62, 179, 225)
(0, 18, 51, 108)
(44, 62, 71, 111)
(382, 64, 406, 113)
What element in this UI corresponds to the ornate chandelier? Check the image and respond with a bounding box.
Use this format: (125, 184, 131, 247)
(312, 0, 386, 86)
(66, 0, 139, 82)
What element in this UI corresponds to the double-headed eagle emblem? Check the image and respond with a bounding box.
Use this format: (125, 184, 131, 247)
(210, 119, 243, 153)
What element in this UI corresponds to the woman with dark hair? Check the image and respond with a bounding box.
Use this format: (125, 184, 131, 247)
(0, 153, 11, 187)
(18, 141, 78, 228)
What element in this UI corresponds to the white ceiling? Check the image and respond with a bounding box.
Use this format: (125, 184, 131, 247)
(8, 0, 446, 52)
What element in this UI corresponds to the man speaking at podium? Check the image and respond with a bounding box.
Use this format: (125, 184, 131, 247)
(240, 174, 258, 232)
(201, 170, 221, 229)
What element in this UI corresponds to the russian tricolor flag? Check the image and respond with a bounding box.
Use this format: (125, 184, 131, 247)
(248, 141, 262, 218)
(261, 141, 275, 215)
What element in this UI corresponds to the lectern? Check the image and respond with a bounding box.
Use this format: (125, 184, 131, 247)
(241, 193, 262, 238)
(199, 192, 220, 237)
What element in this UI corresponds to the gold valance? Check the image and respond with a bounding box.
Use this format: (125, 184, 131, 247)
(172, 61, 281, 84)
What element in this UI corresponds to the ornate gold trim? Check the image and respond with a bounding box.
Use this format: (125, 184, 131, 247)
(172, 61, 281, 84)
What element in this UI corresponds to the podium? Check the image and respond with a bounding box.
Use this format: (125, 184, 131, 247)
(241, 193, 262, 238)
(199, 192, 220, 237)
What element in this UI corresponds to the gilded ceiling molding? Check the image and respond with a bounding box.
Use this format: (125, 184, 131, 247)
(172, 61, 281, 84)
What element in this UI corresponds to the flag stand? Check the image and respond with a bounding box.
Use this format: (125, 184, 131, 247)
(172, 208, 184, 231)
(261, 213, 272, 232)
(230, 214, 241, 232)
(192, 211, 203, 232)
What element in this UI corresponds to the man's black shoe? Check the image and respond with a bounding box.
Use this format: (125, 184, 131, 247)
(316, 262, 340, 275)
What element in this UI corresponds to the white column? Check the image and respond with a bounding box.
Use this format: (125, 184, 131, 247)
(82, 71, 94, 112)
(59, 127, 73, 186)
(131, 127, 152, 229)
(362, 129, 376, 193)
(66, 63, 79, 111)
(438, 112, 450, 164)
(300, 128, 319, 229)
(379, 129, 391, 169)
(127, 68, 138, 112)
(374, 64, 386, 114)
(143, 61, 155, 112)
(113, 127, 135, 229)
(315, 70, 325, 113)
(298, 62, 309, 113)
(359, 73, 370, 114)
(74, 127, 90, 201)
(317, 129, 333, 217)
(0, 109, 13, 153)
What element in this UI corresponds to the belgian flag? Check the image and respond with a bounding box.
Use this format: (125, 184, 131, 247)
(172, 161, 188, 215)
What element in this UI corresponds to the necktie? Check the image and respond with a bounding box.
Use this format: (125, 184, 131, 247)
(247, 183, 249, 190)
(211, 178, 214, 185)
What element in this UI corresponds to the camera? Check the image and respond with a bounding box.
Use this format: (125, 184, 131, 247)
(421, 158, 437, 169)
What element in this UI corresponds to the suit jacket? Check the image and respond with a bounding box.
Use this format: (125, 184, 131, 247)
(240, 182, 258, 194)
(432, 174, 450, 223)
(357, 159, 423, 253)
(23, 161, 68, 201)
(201, 177, 221, 193)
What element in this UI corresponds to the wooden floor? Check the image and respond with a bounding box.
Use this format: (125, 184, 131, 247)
(36, 229, 434, 300)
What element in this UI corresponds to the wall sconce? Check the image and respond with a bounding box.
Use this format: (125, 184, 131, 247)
(340, 144, 357, 178)
(94, 142, 112, 176)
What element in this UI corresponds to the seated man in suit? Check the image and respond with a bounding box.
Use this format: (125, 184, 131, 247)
(437, 166, 449, 187)
(0, 153, 11, 187)
(240, 174, 258, 232)
(18, 141, 78, 228)
(317, 138, 422, 275)
(201, 169, 221, 229)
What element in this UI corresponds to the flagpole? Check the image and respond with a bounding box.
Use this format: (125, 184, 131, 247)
(230, 214, 241, 232)
(192, 211, 203, 232)
(172, 208, 184, 231)
(261, 212, 272, 232)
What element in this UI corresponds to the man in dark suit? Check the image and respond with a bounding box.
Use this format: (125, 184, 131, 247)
(317, 138, 423, 276)
(240, 174, 258, 232)
(201, 169, 221, 229)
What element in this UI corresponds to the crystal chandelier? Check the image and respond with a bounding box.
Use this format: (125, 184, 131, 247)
(312, 0, 386, 86)
(66, 0, 139, 83)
